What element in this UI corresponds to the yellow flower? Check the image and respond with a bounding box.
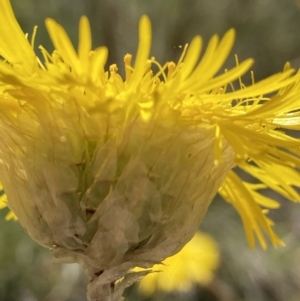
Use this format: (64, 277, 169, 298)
(0, 183, 17, 220)
(1, 0, 300, 300)
(136, 231, 220, 295)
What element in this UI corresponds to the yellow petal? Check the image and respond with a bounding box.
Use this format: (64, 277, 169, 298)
(90, 47, 108, 83)
(45, 18, 81, 75)
(128, 15, 152, 90)
(219, 171, 284, 249)
(0, 0, 36, 73)
(180, 36, 202, 80)
(78, 16, 92, 72)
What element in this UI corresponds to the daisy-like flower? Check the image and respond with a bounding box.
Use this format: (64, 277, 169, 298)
(1, 0, 300, 300)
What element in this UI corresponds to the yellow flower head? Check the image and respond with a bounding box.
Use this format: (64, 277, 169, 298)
(137, 231, 220, 295)
(1, 0, 300, 300)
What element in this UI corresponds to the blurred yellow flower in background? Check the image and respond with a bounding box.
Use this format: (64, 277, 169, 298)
(0, 183, 16, 220)
(1, 0, 300, 299)
(137, 231, 220, 295)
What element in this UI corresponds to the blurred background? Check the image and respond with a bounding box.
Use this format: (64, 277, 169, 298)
(1, 0, 300, 300)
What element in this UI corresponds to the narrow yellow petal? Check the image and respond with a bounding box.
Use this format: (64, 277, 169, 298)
(78, 16, 92, 71)
(129, 15, 152, 89)
(221, 70, 295, 102)
(45, 18, 81, 75)
(222, 122, 300, 148)
(180, 36, 202, 80)
(90, 47, 108, 83)
(243, 92, 300, 120)
(220, 171, 284, 249)
(0, 0, 36, 73)
(195, 59, 253, 93)
(196, 28, 235, 82)
(192, 34, 219, 76)
(245, 184, 280, 209)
